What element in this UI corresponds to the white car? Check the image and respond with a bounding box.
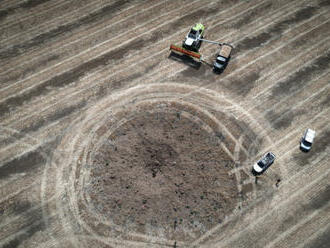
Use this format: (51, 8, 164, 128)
(300, 129, 316, 151)
(253, 152, 276, 174)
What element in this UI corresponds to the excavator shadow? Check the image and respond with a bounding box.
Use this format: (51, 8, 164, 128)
(168, 52, 202, 70)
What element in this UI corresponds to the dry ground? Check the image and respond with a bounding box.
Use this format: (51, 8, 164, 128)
(0, 0, 329, 247)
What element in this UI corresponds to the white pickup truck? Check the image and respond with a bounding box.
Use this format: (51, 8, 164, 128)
(253, 152, 276, 174)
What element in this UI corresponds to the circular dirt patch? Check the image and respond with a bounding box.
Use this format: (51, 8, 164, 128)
(88, 109, 238, 240)
(44, 84, 276, 246)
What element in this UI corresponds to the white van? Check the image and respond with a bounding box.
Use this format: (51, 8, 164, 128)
(300, 129, 316, 151)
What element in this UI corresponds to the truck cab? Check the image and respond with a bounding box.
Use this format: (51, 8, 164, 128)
(300, 129, 316, 151)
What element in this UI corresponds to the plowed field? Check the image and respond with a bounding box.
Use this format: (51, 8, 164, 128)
(0, 0, 329, 247)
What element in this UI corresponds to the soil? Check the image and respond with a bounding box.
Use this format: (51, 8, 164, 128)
(1, 0, 329, 247)
(87, 110, 238, 241)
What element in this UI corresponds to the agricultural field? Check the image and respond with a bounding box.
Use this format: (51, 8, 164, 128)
(0, 0, 329, 247)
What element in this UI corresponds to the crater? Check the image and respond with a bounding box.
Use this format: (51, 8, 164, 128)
(48, 84, 273, 245)
(87, 107, 239, 241)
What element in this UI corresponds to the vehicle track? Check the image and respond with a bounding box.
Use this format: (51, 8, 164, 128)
(1, 0, 329, 247)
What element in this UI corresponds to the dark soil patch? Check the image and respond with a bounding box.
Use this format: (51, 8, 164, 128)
(0, 42, 146, 116)
(225, 71, 259, 96)
(270, 52, 330, 99)
(303, 225, 330, 248)
(4, 54, 60, 84)
(20, 0, 52, 9)
(0, 149, 45, 180)
(88, 110, 238, 241)
(306, 185, 330, 210)
(231, 2, 272, 29)
(0, 101, 86, 147)
(0, 0, 52, 22)
(234, 6, 318, 54)
(266, 109, 306, 130)
(0, 137, 60, 179)
(241, 183, 253, 195)
(0, 0, 131, 60)
(1, 201, 46, 248)
(319, 0, 330, 6)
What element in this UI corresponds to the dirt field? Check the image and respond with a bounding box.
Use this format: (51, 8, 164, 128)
(0, 0, 329, 247)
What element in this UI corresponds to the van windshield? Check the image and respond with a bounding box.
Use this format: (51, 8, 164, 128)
(216, 56, 226, 64)
(302, 140, 312, 146)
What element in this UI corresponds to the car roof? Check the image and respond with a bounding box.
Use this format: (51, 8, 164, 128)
(261, 152, 275, 163)
(305, 129, 316, 142)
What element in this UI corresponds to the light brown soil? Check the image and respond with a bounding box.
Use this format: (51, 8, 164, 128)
(1, 0, 329, 247)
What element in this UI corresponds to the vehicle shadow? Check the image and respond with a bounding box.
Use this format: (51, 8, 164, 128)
(299, 146, 309, 153)
(168, 52, 201, 70)
(251, 169, 260, 177)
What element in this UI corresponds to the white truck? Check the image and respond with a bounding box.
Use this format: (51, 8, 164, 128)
(253, 152, 276, 175)
(300, 129, 316, 151)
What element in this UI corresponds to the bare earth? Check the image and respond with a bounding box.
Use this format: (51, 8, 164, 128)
(0, 0, 329, 247)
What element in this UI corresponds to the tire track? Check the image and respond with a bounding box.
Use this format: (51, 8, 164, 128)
(0, 212, 57, 248)
(221, 172, 330, 248)
(0, 0, 320, 167)
(0, 0, 202, 77)
(252, 106, 330, 165)
(296, 222, 330, 248)
(0, 0, 296, 91)
(0, 0, 78, 33)
(249, 36, 330, 100)
(0, 0, 119, 48)
(63, 86, 233, 240)
(265, 73, 330, 131)
(1, 1, 329, 247)
(0, 0, 55, 24)
(217, 153, 330, 248)
(0, 0, 294, 125)
(146, 7, 330, 98)
(0, 0, 165, 77)
(153, 12, 328, 133)
(0, 0, 135, 61)
(0, 1, 306, 170)
(265, 201, 330, 248)
(262, 51, 330, 112)
(0, 196, 56, 231)
(242, 69, 330, 141)
(0, 0, 274, 90)
(0, 0, 204, 95)
(47, 83, 254, 246)
(192, 113, 326, 247)
(192, 150, 330, 247)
